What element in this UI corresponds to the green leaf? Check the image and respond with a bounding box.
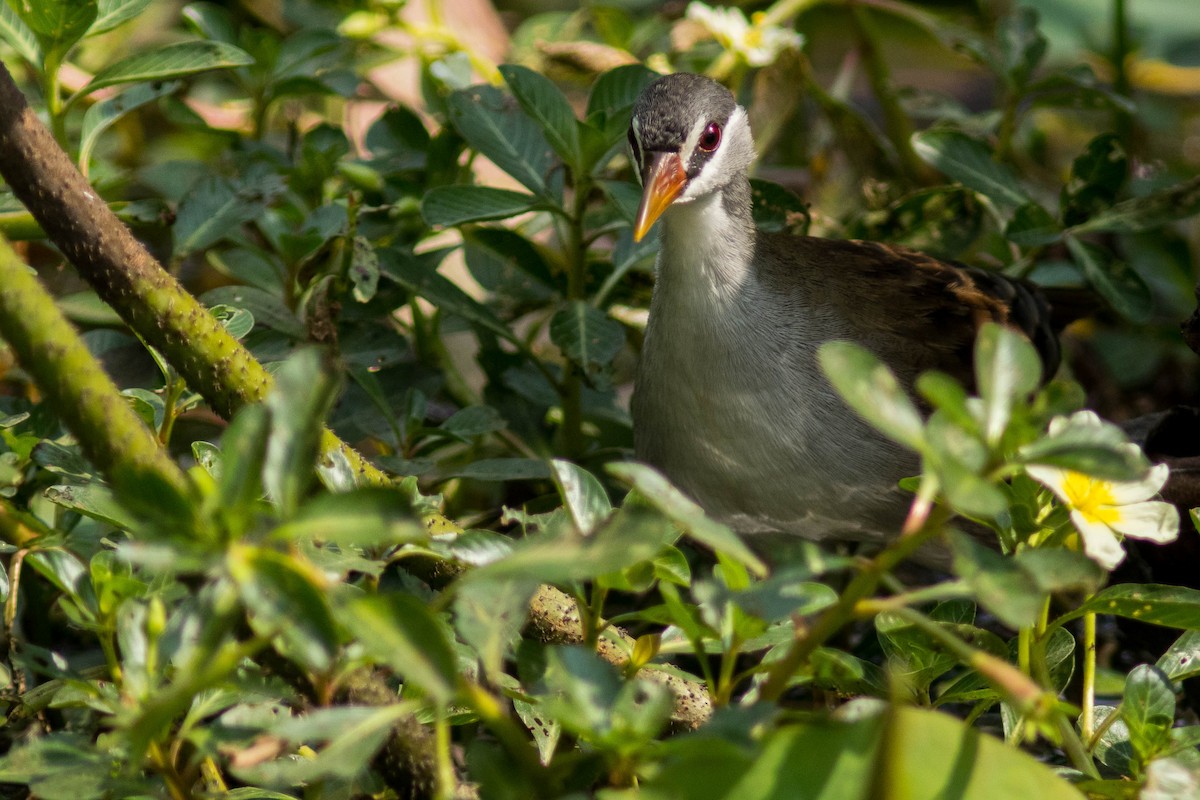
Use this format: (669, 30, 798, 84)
(209, 303, 255, 340)
(0, 733, 113, 800)
(0, 2, 39, 64)
(1017, 411, 1147, 481)
(950, 533, 1044, 628)
(1157, 630, 1200, 682)
(340, 593, 461, 705)
(1123, 664, 1175, 765)
(818, 340, 926, 453)
(1091, 705, 1134, 774)
(586, 63, 658, 138)
(465, 505, 673, 585)
(1065, 236, 1152, 323)
(75, 40, 252, 101)
(1055, 584, 1200, 630)
(447, 458, 551, 482)
(974, 322, 1041, 444)
(447, 84, 555, 195)
(202, 286, 305, 339)
(79, 79, 180, 170)
(228, 546, 340, 673)
(1004, 202, 1061, 247)
(263, 348, 340, 516)
(420, 185, 542, 227)
(174, 174, 285, 257)
(607, 462, 767, 577)
(380, 247, 517, 344)
(44, 482, 148, 535)
(500, 64, 580, 171)
(1069, 174, 1200, 235)
(550, 459, 612, 535)
(750, 178, 809, 234)
(212, 404, 269, 532)
(646, 706, 1083, 799)
(8, 0, 95, 58)
(911, 129, 1030, 210)
(550, 301, 625, 375)
(272, 487, 425, 548)
(90, 0, 151, 35)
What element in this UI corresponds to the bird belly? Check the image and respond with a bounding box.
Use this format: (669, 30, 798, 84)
(633, 308, 914, 544)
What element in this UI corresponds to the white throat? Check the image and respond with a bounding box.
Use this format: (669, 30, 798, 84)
(657, 188, 755, 309)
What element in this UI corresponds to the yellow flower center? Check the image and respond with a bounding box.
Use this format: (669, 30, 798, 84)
(1061, 471, 1120, 525)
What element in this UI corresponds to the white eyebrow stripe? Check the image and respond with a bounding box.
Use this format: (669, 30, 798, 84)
(680, 113, 709, 166)
(681, 105, 748, 201)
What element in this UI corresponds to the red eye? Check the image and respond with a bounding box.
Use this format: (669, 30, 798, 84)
(698, 122, 721, 152)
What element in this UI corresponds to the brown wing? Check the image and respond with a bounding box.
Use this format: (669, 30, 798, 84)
(766, 235, 1064, 388)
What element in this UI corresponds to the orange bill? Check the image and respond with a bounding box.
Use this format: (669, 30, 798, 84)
(633, 152, 687, 242)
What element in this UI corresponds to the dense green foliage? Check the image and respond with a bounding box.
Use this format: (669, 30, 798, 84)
(0, 0, 1199, 798)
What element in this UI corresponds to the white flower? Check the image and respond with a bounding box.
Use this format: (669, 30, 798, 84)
(1025, 411, 1179, 570)
(686, 2, 804, 67)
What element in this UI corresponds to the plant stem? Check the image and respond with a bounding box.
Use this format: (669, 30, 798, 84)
(848, 0, 928, 183)
(0, 234, 191, 511)
(559, 178, 591, 460)
(1081, 610, 1097, 739)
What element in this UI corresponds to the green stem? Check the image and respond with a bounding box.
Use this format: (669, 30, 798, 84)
(1111, 0, 1133, 147)
(434, 712, 456, 800)
(1080, 610, 1097, 740)
(848, 0, 926, 183)
(559, 178, 591, 460)
(0, 233, 191, 512)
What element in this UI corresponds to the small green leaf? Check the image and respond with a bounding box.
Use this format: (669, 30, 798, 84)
(76, 40, 253, 100)
(1065, 236, 1152, 323)
(550, 459, 612, 535)
(974, 322, 1041, 445)
(912, 129, 1030, 210)
(447, 458, 551, 482)
(10, 0, 95, 58)
(819, 340, 926, 453)
(1055, 584, 1200, 630)
(209, 303, 255, 339)
(340, 593, 459, 705)
(1123, 664, 1175, 765)
(79, 80, 180, 171)
(263, 348, 340, 516)
(1004, 202, 1061, 247)
(950, 533, 1043, 628)
(44, 483, 147, 534)
(586, 63, 658, 133)
(228, 546, 340, 673)
(272, 487, 425, 548)
(550, 301, 625, 375)
(420, 185, 541, 227)
(1157, 630, 1200, 683)
(439, 405, 506, 439)
(1069, 174, 1200, 235)
(0, 2, 39, 64)
(174, 174, 285, 257)
(1017, 412, 1147, 481)
(380, 247, 517, 344)
(608, 461, 767, 577)
(447, 84, 554, 195)
(500, 64, 580, 171)
(90, 0, 151, 35)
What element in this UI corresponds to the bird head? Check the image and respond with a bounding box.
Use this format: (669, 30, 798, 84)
(628, 73, 756, 242)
